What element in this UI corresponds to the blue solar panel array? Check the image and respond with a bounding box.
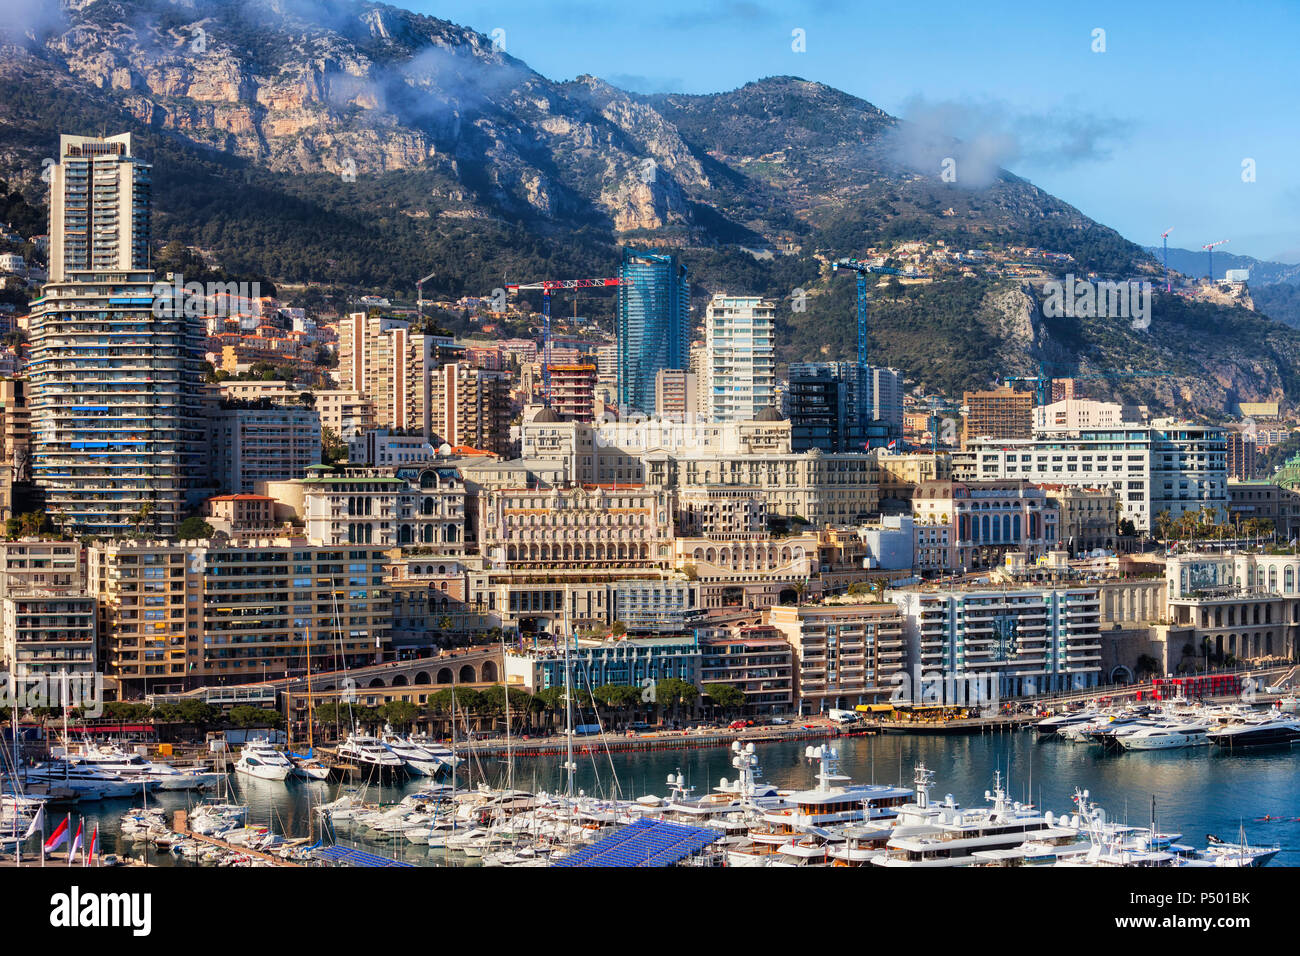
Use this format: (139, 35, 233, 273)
(313, 844, 416, 868)
(552, 818, 721, 867)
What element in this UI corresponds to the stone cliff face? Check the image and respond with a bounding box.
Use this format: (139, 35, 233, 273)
(2, 0, 1295, 417)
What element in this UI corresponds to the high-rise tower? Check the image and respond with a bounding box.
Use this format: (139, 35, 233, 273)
(30, 133, 204, 536)
(617, 248, 689, 414)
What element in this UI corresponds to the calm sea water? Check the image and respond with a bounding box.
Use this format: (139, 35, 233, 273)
(37, 730, 1300, 866)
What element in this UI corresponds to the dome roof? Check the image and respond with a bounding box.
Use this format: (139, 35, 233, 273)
(531, 406, 563, 423)
(753, 405, 785, 422)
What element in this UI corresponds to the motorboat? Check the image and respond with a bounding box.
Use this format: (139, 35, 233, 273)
(22, 761, 151, 799)
(337, 732, 407, 775)
(1118, 722, 1210, 751)
(1207, 714, 1300, 750)
(234, 739, 294, 781)
(380, 729, 446, 776)
(68, 744, 221, 790)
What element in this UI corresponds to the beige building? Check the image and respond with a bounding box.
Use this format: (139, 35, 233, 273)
(338, 312, 454, 435)
(1038, 484, 1120, 554)
(261, 466, 465, 552)
(431, 363, 511, 456)
(479, 484, 674, 570)
(88, 537, 392, 694)
(875, 451, 951, 506)
(0, 377, 30, 519)
(963, 385, 1033, 444)
(768, 602, 908, 711)
(642, 449, 879, 525)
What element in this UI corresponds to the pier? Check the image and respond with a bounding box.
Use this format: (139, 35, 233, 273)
(171, 810, 300, 867)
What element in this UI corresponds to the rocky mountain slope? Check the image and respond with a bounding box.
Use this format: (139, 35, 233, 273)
(0, 0, 1293, 416)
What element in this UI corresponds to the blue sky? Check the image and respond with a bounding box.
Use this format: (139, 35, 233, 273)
(411, 0, 1299, 262)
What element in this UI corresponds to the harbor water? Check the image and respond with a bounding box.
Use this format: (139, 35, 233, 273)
(43, 731, 1300, 866)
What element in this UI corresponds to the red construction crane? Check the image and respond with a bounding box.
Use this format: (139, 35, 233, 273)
(1202, 239, 1229, 282)
(504, 276, 630, 407)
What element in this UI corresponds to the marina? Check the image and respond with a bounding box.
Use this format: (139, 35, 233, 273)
(5, 724, 1298, 867)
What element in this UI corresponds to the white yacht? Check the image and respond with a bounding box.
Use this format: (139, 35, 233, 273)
(23, 761, 150, 799)
(1118, 722, 1210, 751)
(874, 771, 1061, 867)
(234, 738, 294, 781)
(380, 728, 445, 776)
(337, 732, 407, 774)
(68, 744, 221, 790)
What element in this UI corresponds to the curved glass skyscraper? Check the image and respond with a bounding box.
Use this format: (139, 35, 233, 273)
(617, 248, 689, 415)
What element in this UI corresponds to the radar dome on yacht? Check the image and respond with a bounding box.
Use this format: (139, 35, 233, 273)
(745, 743, 754, 754)
(1045, 811, 1055, 825)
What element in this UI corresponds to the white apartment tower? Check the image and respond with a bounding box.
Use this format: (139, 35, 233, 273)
(704, 294, 776, 423)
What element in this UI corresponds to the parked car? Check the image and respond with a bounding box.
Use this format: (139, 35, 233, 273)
(770, 717, 790, 725)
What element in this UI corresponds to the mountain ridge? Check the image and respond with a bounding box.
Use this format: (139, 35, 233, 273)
(0, 0, 1294, 417)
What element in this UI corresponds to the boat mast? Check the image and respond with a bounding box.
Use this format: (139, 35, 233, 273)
(305, 626, 315, 753)
(564, 585, 574, 801)
(501, 632, 513, 792)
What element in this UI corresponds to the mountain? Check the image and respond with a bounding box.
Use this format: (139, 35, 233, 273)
(1145, 246, 1300, 285)
(0, 0, 1295, 417)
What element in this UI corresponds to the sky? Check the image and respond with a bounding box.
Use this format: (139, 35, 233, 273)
(411, 0, 1300, 263)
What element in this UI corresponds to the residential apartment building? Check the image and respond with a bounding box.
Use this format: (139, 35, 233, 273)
(654, 368, 700, 423)
(2, 591, 97, 695)
(209, 402, 321, 493)
(768, 602, 909, 711)
(547, 363, 597, 423)
(31, 133, 205, 536)
(88, 538, 391, 693)
(431, 363, 511, 456)
(703, 293, 776, 423)
(0, 377, 30, 519)
(698, 624, 794, 713)
(889, 586, 1103, 701)
(337, 312, 454, 434)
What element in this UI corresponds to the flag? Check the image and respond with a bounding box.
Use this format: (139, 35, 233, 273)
(887, 439, 899, 450)
(87, 825, 99, 867)
(44, 814, 69, 854)
(68, 818, 83, 860)
(23, 802, 43, 840)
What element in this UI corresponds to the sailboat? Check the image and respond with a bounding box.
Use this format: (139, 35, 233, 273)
(290, 626, 331, 781)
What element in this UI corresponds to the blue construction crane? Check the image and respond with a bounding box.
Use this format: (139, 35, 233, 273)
(832, 257, 924, 435)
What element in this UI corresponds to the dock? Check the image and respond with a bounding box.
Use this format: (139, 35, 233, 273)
(171, 810, 300, 867)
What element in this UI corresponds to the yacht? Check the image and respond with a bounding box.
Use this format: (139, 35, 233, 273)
(337, 732, 407, 775)
(289, 752, 331, 781)
(380, 729, 445, 776)
(1200, 832, 1280, 867)
(734, 745, 910, 862)
(874, 772, 1062, 867)
(68, 744, 221, 790)
(1035, 709, 1101, 738)
(1118, 722, 1210, 751)
(407, 732, 462, 771)
(234, 738, 294, 781)
(1207, 713, 1300, 750)
(23, 761, 150, 799)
